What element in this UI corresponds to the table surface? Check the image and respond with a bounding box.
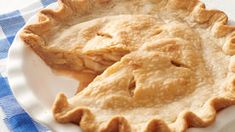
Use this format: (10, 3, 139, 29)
(0, 0, 235, 131)
(0, 0, 38, 131)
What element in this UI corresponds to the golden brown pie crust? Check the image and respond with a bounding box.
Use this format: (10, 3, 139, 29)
(20, 0, 235, 131)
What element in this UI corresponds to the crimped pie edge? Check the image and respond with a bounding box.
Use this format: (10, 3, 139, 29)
(20, 0, 235, 131)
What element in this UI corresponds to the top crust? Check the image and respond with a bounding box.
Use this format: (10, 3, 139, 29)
(20, 0, 235, 132)
(20, 0, 235, 71)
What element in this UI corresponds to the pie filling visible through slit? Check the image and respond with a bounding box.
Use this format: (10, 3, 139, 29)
(20, 0, 235, 131)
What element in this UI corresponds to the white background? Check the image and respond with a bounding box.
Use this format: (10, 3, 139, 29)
(0, 0, 38, 14)
(0, 0, 235, 131)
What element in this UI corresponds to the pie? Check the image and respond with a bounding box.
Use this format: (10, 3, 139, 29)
(20, 0, 235, 131)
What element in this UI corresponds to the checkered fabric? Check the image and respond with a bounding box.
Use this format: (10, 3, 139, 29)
(0, 0, 56, 131)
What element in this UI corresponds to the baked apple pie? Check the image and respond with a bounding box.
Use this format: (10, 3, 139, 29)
(21, 0, 235, 131)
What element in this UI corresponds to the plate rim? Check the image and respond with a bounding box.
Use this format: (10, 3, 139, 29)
(6, 2, 235, 132)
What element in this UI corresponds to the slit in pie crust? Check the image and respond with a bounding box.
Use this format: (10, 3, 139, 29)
(20, 0, 235, 131)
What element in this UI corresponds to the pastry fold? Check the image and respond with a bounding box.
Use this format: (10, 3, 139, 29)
(21, 0, 235, 131)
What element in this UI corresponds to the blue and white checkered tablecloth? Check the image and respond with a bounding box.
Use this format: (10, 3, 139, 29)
(0, 0, 56, 131)
(0, 0, 235, 132)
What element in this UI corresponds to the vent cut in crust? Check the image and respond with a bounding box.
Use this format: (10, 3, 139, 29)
(20, 0, 235, 131)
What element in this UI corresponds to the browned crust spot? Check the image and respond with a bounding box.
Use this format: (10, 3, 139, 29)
(21, 0, 235, 131)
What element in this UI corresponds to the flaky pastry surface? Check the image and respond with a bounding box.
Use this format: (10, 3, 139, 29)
(21, 0, 235, 131)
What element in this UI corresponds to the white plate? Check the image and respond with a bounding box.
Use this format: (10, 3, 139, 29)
(7, 1, 235, 132)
